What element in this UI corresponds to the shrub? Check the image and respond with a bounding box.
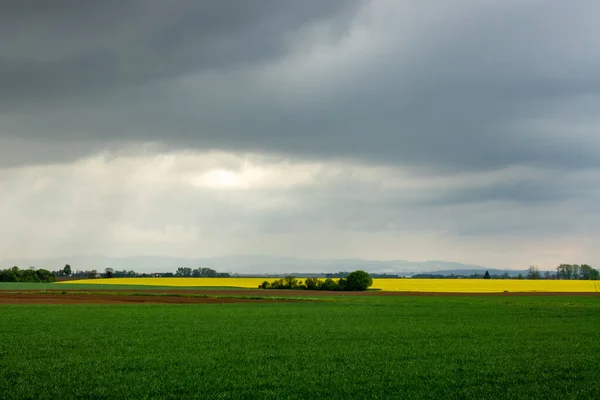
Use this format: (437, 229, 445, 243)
(262, 270, 373, 291)
(319, 278, 339, 291)
(283, 276, 301, 289)
(304, 277, 319, 290)
(269, 278, 287, 289)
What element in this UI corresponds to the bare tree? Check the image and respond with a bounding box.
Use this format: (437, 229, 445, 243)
(527, 265, 541, 280)
(543, 271, 550, 280)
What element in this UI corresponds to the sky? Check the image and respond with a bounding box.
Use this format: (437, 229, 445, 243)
(1, 0, 600, 270)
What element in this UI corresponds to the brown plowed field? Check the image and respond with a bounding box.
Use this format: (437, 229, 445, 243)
(0, 289, 598, 305)
(134, 289, 599, 297)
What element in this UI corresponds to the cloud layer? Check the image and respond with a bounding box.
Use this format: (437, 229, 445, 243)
(2, 1, 600, 269)
(1, 149, 598, 268)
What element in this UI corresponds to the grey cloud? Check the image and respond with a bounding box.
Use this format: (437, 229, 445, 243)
(0, 0, 359, 110)
(2, 0, 600, 230)
(3, 1, 600, 175)
(416, 178, 598, 207)
(3, 151, 600, 267)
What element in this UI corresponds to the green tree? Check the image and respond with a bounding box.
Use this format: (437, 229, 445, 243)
(557, 264, 574, 280)
(201, 268, 218, 277)
(0, 268, 17, 282)
(8, 268, 18, 281)
(572, 264, 581, 279)
(319, 278, 339, 291)
(22, 268, 40, 282)
(344, 270, 373, 291)
(483, 271, 491, 279)
(579, 264, 599, 280)
(283, 276, 300, 289)
(105, 268, 114, 278)
(176, 267, 192, 277)
(63, 264, 72, 276)
(304, 277, 320, 290)
(35, 269, 56, 282)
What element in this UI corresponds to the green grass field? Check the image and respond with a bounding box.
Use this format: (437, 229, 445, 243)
(1, 296, 599, 399)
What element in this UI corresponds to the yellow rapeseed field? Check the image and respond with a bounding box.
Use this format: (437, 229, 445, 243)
(60, 277, 600, 292)
(372, 279, 600, 293)
(61, 277, 267, 288)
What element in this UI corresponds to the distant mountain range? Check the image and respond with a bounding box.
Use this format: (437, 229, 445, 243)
(0, 255, 533, 276)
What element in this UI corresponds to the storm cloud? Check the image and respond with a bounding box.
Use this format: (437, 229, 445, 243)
(1, 1, 600, 269)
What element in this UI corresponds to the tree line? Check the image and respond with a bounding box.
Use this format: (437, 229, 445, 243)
(174, 267, 230, 277)
(4, 264, 232, 281)
(260, 270, 373, 291)
(54, 265, 143, 279)
(519, 264, 599, 280)
(3, 263, 597, 283)
(414, 264, 599, 280)
(554, 264, 599, 280)
(98, 267, 231, 279)
(0, 266, 55, 282)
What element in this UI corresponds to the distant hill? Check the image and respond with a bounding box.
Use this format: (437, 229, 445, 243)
(0, 254, 532, 276)
(424, 269, 530, 277)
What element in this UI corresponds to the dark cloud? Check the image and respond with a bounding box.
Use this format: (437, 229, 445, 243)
(0, 0, 358, 108)
(2, 1, 600, 175)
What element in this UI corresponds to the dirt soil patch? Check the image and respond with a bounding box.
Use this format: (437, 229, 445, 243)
(1, 289, 598, 301)
(0, 293, 300, 305)
(174, 289, 600, 297)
